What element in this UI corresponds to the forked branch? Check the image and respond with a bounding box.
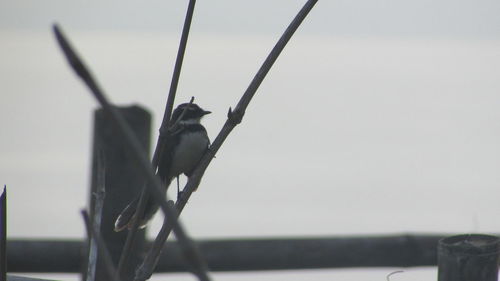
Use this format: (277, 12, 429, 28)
(135, 0, 319, 280)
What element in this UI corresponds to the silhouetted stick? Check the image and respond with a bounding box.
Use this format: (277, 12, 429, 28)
(82, 210, 121, 281)
(136, 0, 319, 279)
(118, 0, 199, 277)
(1, 186, 6, 281)
(160, 0, 197, 131)
(86, 152, 106, 281)
(53, 24, 211, 281)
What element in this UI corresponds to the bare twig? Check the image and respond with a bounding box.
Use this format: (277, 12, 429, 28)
(160, 0, 197, 133)
(118, 0, 199, 277)
(53, 24, 211, 281)
(136, 0, 319, 278)
(187, 0, 318, 193)
(82, 210, 120, 281)
(86, 151, 106, 281)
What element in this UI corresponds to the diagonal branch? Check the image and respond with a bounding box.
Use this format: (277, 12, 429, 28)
(53, 24, 211, 281)
(86, 151, 106, 281)
(118, 0, 198, 274)
(82, 210, 121, 281)
(135, 0, 319, 279)
(160, 0, 197, 134)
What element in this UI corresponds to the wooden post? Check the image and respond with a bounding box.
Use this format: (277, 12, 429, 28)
(438, 234, 500, 281)
(88, 105, 151, 281)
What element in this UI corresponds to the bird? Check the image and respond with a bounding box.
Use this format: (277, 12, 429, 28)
(114, 102, 211, 232)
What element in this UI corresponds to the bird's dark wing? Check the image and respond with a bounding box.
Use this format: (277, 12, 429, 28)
(157, 128, 182, 188)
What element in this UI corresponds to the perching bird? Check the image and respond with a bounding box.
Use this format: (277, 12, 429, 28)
(114, 103, 211, 232)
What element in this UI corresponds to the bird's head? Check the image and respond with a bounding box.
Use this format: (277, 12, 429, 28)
(171, 103, 211, 124)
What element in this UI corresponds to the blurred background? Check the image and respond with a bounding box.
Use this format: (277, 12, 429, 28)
(1, 0, 500, 280)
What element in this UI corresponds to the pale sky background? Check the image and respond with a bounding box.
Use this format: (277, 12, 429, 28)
(1, 1, 500, 281)
(1, 0, 500, 38)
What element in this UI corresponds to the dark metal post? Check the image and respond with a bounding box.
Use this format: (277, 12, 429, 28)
(1, 187, 6, 281)
(438, 234, 500, 281)
(88, 105, 151, 281)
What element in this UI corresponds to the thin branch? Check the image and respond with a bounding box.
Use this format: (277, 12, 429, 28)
(136, 0, 319, 278)
(81, 210, 120, 281)
(86, 151, 106, 281)
(160, 0, 197, 132)
(118, 0, 199, 276)
(188, 0, 318, 193)
(53, 24, 211, 281)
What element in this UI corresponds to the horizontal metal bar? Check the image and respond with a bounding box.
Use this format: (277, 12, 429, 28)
(7, 235, 443, 273)
(7, 275, 58, 281)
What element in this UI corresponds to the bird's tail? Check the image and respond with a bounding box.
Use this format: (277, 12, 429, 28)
(114, 194, 159, 232)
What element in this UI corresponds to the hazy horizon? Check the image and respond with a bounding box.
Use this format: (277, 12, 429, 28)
(2, 1, 500, 280)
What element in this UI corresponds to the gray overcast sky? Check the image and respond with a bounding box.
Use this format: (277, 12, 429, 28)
(1, 0, 499, 38)
(2, 2, 500, 281)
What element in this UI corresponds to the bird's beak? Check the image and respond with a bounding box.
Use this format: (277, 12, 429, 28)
(202, 110, 211, 116)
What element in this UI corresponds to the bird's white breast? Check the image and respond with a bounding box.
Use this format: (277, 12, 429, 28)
(170, 130, 209, 177)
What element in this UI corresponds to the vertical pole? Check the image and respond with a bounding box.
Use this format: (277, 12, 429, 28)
(438, 234, 500, 281)
(1, 187, 6, 281)
(88, 105, 151, 281)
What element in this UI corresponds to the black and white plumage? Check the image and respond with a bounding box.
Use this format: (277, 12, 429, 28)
(114, 103, 211, 232)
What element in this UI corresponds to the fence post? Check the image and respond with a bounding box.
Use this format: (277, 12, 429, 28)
(1, 187, 6, 281)
(438, 234, 500, 281)
(88, 105, 151, 281)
